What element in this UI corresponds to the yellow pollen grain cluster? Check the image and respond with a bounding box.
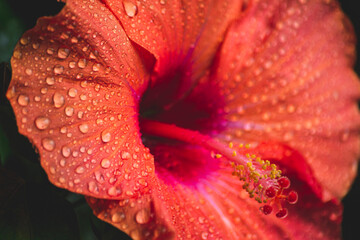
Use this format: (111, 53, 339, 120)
(230, 145, 282, 203)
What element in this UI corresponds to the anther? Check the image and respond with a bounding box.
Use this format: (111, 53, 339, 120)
(275, 208, 288, 219)
(260, 205, 273, 215)
(277, 177, 290, 189)
(287, 191, 298, 204)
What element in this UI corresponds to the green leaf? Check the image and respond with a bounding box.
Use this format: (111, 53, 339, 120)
(0, 168, 80, 240)
(0, 0, 24, 62)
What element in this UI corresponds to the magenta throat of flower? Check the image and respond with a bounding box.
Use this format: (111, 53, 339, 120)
(139, 119, 298, 218)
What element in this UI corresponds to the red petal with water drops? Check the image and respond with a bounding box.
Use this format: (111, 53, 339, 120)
(6, 0, 155, 199)
(100, 0, 244, 107)
(208, 0, 360, 200)
(88, 142, 343, 240)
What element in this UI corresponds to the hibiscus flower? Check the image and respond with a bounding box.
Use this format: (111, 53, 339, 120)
(6, 0, 360, 239)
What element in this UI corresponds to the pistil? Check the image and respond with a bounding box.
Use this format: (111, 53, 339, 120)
(140, 119, 298, 218)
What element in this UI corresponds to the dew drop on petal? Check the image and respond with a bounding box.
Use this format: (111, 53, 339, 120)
(123, 0, 138, 17)
(20, 37, 29, 45)
(201, 232, 209, 240)
(32, 42, 40, 49)
(135, 209, 150, 224)
(68, 88, 78, 97)
(130, 229, 141, 240)
(65, 106, 74, 116)
(57, 48, 70, 59)
(61, 146, 71, 158)
(49, 166, 56, 174)
(53, 92, 65, 108)
(46, 76, 55, 85)
(25, 68, 33, 75)
(54, 65, 64, 74)
(88, 181, 98, 193)
(108, 186, 122, 196)
(92, 63, 101, 72)
(35, 117, 50, 130)
(13, 50, 21, 59)
(42, 138, 55, 151)
(47, 48, 55, 55)
(78, 58, 87, 68)
(100, 158, 111, 169)
(121, 151, 131, 160)
(69, 61, 76, 68)
(75, 166, 85, 174)
(79, 123, 89, 133)
(94, 171, 105, 183)
(101, 131, 111, 143)
(71, 36, 78, 43)
(112, 212, 125, 223)
(17, 95, 29, 106)
(59, 159, 66, 167)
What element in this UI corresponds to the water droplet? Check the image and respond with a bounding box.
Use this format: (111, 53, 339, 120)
(68, 88, 78, 98)
(201, 232, 208, 239)
(32, 42, 40, 49)
(59, 159, 66, 167)
(130, 229, 141, 240)
(100, 158, 111, 169)
(35, 117, 50, 130)
(92, 63, 101, 72)
(111, 212, 125, 223)
(42, 138, 55, 151)
(80, 94, 87, 101)
(49, 166, 56, 174)
(25, 68, 33, 75)
(53, 92, 65, 108)
(47, 25, 55, 32)
(78, 58, 87, 68)
(46, 76, 55, 85)
(20, 37, 29, 45)
(121, 151, 131, 160)
(77, 111, 84, 119)
(69, 61, 76, 68)
(65, 106, 74, 116)
(94, 171, 105, 183)
(47, 48, 55, 55)
(135, 209, 150, 224)
(79, 123, 89, 133)
(108, 186, 122, 196)
(101, 131, 111, 143)
(75, 166, 85, 174)
(54, 65, 64, 74)
(17, 95, 29, 106)
(71, 36, 78, 43)
(13, 50, 22, 59)
(62, 146, 71, 158)
(123, 1, 138, 17)
(60, 32, 70, 39)
(41, 87, 48, 94)
(88, 181, 98, 193)
(58, 48, 70, 59)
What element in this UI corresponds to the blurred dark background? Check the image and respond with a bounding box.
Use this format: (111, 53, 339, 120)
(0, 0, 359, 239)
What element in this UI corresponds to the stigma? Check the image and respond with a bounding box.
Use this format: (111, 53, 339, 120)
(228, 145, 298, 218)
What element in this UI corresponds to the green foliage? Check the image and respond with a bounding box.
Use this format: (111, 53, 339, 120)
(0, 0, 24, 62)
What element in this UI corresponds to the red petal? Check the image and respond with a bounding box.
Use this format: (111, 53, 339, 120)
(101, 0, 243, 102)
(208, 0, 360, 200)
(6, 0, 155, 199)
(88, 145, 343, 240)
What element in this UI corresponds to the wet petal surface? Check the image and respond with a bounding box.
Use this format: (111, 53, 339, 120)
(7, 0, 155, 199)
(203, 0, 360, 199)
